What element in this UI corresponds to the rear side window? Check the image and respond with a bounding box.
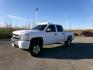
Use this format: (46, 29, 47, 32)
(56, 25, 63, 32)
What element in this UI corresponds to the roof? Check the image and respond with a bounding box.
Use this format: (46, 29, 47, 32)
(37, 22, 49, 25)
(37, 22, 62, 26)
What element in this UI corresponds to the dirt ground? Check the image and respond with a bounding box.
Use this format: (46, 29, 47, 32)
(0, 37, 93, 70)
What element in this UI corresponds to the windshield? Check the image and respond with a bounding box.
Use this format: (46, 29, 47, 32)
(32, 25, 47, 30)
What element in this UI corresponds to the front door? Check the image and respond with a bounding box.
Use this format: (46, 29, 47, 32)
(44, 25, 57, 45)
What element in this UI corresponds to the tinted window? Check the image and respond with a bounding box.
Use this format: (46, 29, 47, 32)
(47, 25, 56, 32)
(32, 25, 47, 30)
(56, 25, 63, 32)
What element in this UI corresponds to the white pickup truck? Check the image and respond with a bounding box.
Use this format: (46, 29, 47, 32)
(11, 22, 74, 56)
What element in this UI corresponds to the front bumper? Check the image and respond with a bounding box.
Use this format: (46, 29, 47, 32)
(11, 38, 30, 49)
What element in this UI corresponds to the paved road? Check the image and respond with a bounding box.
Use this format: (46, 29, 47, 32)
(0, 37, 93, 70)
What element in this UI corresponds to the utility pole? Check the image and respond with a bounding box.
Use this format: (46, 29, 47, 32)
(36, 8, 39, 25)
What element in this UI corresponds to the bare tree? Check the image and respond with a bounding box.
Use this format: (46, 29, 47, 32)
(4, 22, 12, 29)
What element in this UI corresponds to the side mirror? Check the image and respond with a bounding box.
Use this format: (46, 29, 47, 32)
(46, 28, 51, 32)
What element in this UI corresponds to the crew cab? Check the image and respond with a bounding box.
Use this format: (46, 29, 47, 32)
(11, 22, 74, 56)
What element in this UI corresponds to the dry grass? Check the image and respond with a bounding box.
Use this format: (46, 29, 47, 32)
(0, 28, 23, 39)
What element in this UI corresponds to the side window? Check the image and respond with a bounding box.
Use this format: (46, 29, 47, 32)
(46, 25, 56, 32)
(56, 25, 63, 32)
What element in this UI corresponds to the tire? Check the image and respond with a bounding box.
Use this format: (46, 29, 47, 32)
(29, 41, 42, 57)
(65, 38, 72, 47)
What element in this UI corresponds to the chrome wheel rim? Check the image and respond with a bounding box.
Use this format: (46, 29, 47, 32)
(33, 45, 40, 54)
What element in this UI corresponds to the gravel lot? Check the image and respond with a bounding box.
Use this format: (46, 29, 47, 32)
(0, 37, 93, 70)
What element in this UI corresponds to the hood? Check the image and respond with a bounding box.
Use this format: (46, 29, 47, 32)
(13, 30, 40, 35)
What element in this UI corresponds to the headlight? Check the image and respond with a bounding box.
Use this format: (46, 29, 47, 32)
(20, 33, 29, 41)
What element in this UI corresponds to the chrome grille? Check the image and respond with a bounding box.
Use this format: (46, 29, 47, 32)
(11, 34, 20, 46)
(12, 34, 20, 40)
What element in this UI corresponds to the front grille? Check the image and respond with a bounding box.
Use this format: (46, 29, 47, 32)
(12, 34, 20, 41)
(11, 34, 20, 46)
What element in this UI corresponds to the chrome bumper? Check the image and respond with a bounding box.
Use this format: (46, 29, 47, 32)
(11, 38, 30, 49)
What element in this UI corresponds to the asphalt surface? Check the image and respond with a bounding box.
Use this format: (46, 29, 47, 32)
(0, 37, 93, 70)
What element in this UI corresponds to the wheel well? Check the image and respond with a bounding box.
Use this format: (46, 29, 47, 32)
(30, 37, 43, 45)
(67, 35, 72, 40)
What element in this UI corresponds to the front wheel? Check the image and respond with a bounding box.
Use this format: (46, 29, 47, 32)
(64, 38, 72, 47)
(29, 42, 42, 57)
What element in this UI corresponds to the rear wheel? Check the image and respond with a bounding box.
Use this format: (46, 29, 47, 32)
(65, 38, 72, 47)
(29, 41, 42, 57)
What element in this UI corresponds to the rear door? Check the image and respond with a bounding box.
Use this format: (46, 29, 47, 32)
(56, 25, 65, 42)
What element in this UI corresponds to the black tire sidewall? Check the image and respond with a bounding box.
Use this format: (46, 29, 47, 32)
(65, 38, 72, 47)
(29, 42, 42, 57)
